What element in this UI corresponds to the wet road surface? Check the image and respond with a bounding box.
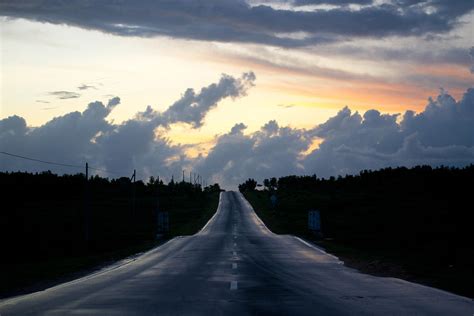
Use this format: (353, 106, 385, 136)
(1, 191, 473, 315)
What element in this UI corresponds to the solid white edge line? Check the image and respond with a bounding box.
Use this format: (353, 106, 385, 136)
(292, 236, 474, 300)
(2, 193, 225, 305)
(198, 192, 223, 233)
(294, 236, 342, 263)
(235, 192, 274, 235)
(237, 192, 342, 263)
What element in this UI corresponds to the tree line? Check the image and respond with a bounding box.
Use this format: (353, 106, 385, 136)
(0, 170, 221, 263)
(239, 165, 474, 295)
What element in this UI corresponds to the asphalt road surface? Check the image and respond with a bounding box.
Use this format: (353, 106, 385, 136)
(1, 191, 473, 315)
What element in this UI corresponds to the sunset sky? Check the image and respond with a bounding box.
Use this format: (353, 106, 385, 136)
(1, 1, 473, 188)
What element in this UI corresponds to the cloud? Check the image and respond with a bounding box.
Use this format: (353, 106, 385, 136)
(470, 46, 474, 73)
(48, 91, 81, 99)
(291, 0, 372, 5)
(0, 73, 254, 180)
(303, 87, 474, 177)
(317, 45, 473, 67)
(78, 84, 97, 90)
(162, 72, 256, 128)
(1, 71, 473, 188)
(193, 86, 474, 187)
(1, 0, 472, 47)
(193, 120, 312, 187)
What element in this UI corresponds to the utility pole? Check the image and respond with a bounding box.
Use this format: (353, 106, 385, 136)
(182, 170, 185, 183)
(190, 171, 192, 183)
(156, 175, 160, 238)
(131, 169, 136, 217)
(84, 162, 91, 247)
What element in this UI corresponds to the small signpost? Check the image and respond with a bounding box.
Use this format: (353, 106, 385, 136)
(270, 194, 277, 209)
(308, 209, 322, 239)
(157, 211, 169, 235)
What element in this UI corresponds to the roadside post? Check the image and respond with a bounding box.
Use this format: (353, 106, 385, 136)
(308, 209, 323, 239)
(83, 162, 91, 248)
(270, 194, 277, 211)
(156, 211, 169, 239)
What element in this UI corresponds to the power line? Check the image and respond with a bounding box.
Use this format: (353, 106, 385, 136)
(1, 151, 133, 177)
(0, 151, 83, 169)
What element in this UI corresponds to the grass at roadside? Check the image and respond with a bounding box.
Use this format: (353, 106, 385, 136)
(1, 191, 220, 299)
(169, 191, 220, 236)
(243, 190, 474, 298)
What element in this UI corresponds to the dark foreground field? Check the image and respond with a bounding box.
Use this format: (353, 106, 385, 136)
(241, 165, 474, 298)
(0, 171, 220, 298)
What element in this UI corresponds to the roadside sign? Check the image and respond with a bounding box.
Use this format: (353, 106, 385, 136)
(270, 194, 277, 208)
(157, 211, 169, 233)
(308, 210, 321, 231)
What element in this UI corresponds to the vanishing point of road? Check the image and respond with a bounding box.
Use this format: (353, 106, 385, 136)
(1, 191, 473, 315)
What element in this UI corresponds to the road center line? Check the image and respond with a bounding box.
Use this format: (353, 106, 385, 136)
(230, 281, 238, 290)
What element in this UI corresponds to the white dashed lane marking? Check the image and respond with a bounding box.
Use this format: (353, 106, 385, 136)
(232, 263, 237, 269)
(230, 281, 238, 290)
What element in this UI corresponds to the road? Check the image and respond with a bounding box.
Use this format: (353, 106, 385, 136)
(1, 191, 472, 315)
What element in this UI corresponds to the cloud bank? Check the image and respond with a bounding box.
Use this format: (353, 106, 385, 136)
(0, 72, 256, 180)
(1, 0, 472, 47)
(189, 87, 473, 187)
(303, 88, 474, 178)
(1, 72, 473, 188)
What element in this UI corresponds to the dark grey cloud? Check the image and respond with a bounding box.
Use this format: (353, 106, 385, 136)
(316, 45, 473, 67)
(292, 0, 372, 5)
(0, 73, 254, 179)
(48, 91, 81, 99)
(1, 0, 472, 47)
(470, 46, 474, 73)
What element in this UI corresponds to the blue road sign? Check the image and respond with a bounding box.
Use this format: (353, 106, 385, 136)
(308, 210, 321, 231)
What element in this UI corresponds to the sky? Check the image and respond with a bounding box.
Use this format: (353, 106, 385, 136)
(1, 0, 473, 188)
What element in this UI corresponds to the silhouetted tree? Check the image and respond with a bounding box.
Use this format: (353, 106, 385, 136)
(238, 178, 257, 192)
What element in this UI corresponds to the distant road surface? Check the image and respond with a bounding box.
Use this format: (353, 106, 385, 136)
(1, 191, 473, 315)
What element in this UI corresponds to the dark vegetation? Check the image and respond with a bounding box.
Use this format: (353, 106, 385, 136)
(0, 171, 221, 298)
(240, 165, 474, 298)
